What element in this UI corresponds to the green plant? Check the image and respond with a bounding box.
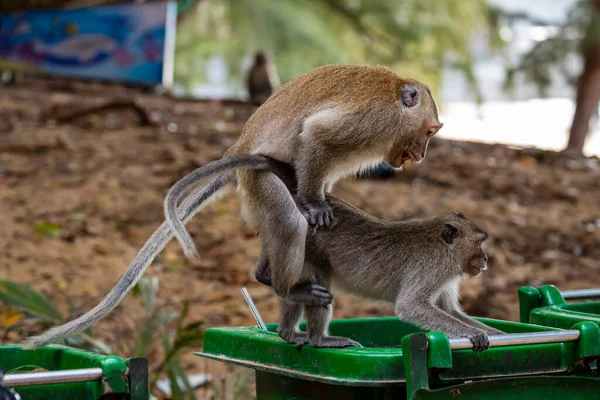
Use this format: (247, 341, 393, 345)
(0, 279, 111, 354)
(133, 277, 205, 400)
(0, 277, 205, 398)
(175, 0, 497, 102)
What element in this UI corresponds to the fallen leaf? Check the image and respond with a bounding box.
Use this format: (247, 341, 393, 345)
(82, 284, 97, 296)
(0, 309, 24, 327)
(212, 202, 231, 215)
(162, 250, 181, 265)
(92, 243, 108, 255)
(34, 222, 62, 238)
(68, 212, 87, 222)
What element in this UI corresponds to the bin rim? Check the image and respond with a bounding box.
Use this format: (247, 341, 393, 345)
(197, 316, 590, 386)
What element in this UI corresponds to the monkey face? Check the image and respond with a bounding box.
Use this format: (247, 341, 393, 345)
(389, 83, 444, 169)
(439, 211, 489, 276)
(253, 51, 269, 65)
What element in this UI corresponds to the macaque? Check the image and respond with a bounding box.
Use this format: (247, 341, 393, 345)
(247, 51, 280, 106)
(252, 158, 502, 351)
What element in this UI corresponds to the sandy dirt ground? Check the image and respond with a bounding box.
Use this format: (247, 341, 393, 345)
(1, 79, 599, 398)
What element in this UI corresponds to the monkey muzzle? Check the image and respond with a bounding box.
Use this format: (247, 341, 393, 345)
(390, 151, 420, 169)
(465, 254, 488, 277)
(471, 262, 488, 277)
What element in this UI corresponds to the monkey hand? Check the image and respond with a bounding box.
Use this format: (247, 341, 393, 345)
(302, 201, 334, 227)
(464, 330, 490, 352)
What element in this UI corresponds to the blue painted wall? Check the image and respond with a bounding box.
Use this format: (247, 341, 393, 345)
(0, 1, 177, 85)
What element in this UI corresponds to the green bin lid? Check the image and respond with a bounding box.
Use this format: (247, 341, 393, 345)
(197, 317, 590, 386)
(520, 285, 600, 329)
(0, 344, 128, 399)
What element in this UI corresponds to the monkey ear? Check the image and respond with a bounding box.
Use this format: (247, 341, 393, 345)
(441, 223, 459, 245)
(401, 85, 419, 108)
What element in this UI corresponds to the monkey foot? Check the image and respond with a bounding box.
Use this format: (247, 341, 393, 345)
(279, 331, 309, 348)
(303, 202, 334, 227)
(309, 336, 362, 349)
(287, 283, 333, 306)
(465, 332, 490, 352)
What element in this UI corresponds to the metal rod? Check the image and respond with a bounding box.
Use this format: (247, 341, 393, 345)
(448, 329, 580, 350)
(241, 287, 267, 331)
(561, 288, 600, 300)
(3, 368, 103, 388)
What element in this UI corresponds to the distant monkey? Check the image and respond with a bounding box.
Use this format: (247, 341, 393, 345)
(164, 65, 443, 308)
(247, 51, 280, 106)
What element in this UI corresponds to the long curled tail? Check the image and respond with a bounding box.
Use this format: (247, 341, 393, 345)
(22, 172, 234, 349)
(164, 154, 272, 259)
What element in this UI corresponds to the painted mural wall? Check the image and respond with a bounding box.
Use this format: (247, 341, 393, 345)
(0, 0, 177, 86)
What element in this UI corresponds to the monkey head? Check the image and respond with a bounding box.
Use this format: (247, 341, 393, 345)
(388, 82, 443, 169)
(439, 211, 489, 277)
(253, 51, 269, 66)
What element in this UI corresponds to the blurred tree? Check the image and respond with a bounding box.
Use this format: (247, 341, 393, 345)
(502, 0, 600, 156)
(567, 0, 600, 155)
(175, 0, 497, 102)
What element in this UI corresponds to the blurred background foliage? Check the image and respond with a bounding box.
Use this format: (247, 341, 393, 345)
(174, 0, 497, 101)
(499, 0, 598, 96)
(171, 0, 599, 154)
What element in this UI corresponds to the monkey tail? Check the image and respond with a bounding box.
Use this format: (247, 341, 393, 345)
(22, 172, 234, 350)
(164, 154, 271, 259)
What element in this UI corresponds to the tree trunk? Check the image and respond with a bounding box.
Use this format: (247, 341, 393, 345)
(565, 46, 600, 155)
(565, 0, 600, 155)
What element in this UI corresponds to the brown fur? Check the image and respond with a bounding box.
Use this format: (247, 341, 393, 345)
(231, 64, 440, 161)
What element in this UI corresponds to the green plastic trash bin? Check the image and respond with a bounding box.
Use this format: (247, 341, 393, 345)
(197, 316, 600, 399)
(0, 344, 149, 400)
(519, 285, 600, 329)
